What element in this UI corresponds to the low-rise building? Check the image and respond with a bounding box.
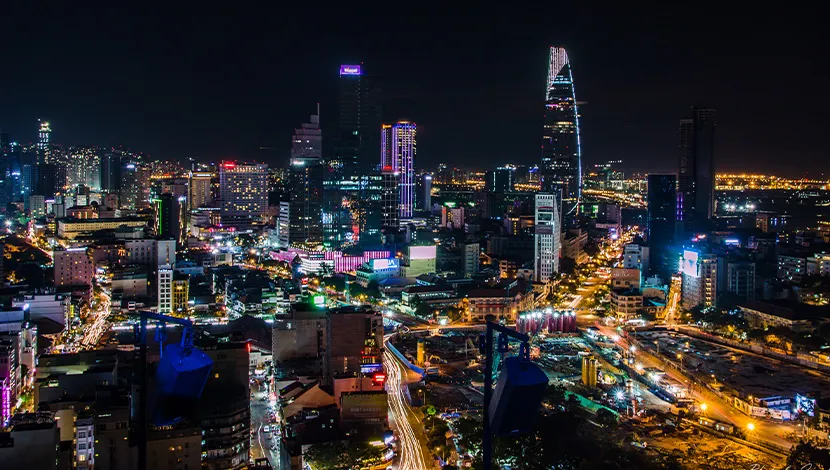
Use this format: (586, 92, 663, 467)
(465, 280, 533, 323)
(739, 300, 820, 332)
(611, 288, 643, 318)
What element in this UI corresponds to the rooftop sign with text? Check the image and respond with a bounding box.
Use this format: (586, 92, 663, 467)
(339, 65, 362, 76)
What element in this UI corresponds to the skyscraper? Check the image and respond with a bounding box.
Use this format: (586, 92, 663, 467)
(415, 174, 432, 212)
(485, 168, 514, 192)
(101, 151, 123, 193)
(380, 168, 399, 230)
(534, 193, 561, 282)
(188, 171, 213, 209)
(389, 122, 416, 219)
(291, 105, 323, 164)
(219, 162, 268, 225)
(37, 119, 51, 164)
(678, 107, 716, 227)
(336, 64, 381, 175)
(647, 174, 678, 281)
(541, 47, 581, 229)
(154, 193, 186, 247)
(279, 160, 323, 247)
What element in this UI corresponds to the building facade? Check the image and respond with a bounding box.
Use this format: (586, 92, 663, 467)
(647, 173, 677, 281)
(219, 162, 268, 225)
(541, 47, 581, 228)
(534, 193, 561, 282)
(678, 108, 716, 228)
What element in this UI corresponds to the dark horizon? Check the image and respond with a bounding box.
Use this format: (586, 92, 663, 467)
(1, 5, 827, 177)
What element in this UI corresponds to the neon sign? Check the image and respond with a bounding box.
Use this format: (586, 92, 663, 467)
(339, 65, 362, 76)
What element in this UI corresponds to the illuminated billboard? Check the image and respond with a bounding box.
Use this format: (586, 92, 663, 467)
(682, 250, 699, 278)
(795, 394, 816, 417)
(341, 391, 388, 421)
(371, 258, 399, 270)
(339, 65, 362, 76)
(409, 245, 436, 260)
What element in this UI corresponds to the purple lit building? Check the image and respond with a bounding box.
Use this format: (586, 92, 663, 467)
(381, 122, 416, 219)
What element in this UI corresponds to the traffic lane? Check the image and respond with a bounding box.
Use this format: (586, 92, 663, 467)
(250, 382, 280, 465)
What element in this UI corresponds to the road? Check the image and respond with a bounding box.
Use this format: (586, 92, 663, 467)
(250, 381, 281, 468)
(81, 285, 112, 349)
(384, 343, 433, 470)
(595, 323, 793, 451)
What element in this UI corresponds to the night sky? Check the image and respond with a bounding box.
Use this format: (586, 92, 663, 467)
(1, 5, 826, 175)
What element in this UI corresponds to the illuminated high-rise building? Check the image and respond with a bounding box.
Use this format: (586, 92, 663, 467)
(219, 162, 268, 225)
(291, 105, 323, 164)
(380, 168, 399, 230)
(647, 174, 678, 281)
(534, 193, 561, 282)
(388, 122, 416, 219)
(188, 171, 213, 209)
(336, 64, 381, 175)
(37, 119, 51, 164)
(678, 107, 716, 227)
(416, 174, 432, 212)
(279, 160, 323, 247)
(154, 193, 187, 247)
(541, 47, 581, 228)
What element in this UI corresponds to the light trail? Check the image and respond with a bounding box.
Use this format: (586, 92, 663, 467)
(384, 346, 430, 470)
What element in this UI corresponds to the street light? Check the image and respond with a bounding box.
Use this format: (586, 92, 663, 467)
(747, 422, 756, 432)
(700, 403, 708, 412)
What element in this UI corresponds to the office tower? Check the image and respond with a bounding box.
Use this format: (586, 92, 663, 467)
(485, 168, 514, 192)
(380, 169, 400, 230)
(461, 242, 480, 277)
(272, 310, 331, 380)
(279, 160, 323, 247)
(119, 162, 140, 209)
(54, 247, 94, 288)
(534, 193, 561, 282)
(188, 171, 212, 209)
(416, 173, 432, 211)
(622, 244, 650, 278)
(291, 105, 323, 164)
(34, 163, 57, 198)
(171, 273, 189, 315)
(647, 174, 678, 281)
(390, 122, 416, 218)
(336, 64, 381, 175)
(680, 249, 718, 309)
(21, 164, 33, 201)
(726, 261, 756, 300)
(219, 162, 268, 225)
(380, 124, 392, 169)
(678, 107, 716, 227)
(157, 265, 173, 314)
(541, 46, 581, 228)
(37, 119, 51, 164)
(154, 193, 186, 246)
(100, 152, 122, 192)
(328, 308, 384, 376)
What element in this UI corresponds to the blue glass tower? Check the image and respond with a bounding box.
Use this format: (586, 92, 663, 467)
(541, 47, 581, 228)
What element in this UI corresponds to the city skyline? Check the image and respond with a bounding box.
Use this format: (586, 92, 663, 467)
(0, 6, 827, 175)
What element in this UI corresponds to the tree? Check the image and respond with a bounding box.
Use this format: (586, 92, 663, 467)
(787, 441, 830, 470)
(560, 256, 577, 275)
(595, 408, 618, 430)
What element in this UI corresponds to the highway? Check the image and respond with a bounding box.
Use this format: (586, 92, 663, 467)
(383, 343, 432, 470)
